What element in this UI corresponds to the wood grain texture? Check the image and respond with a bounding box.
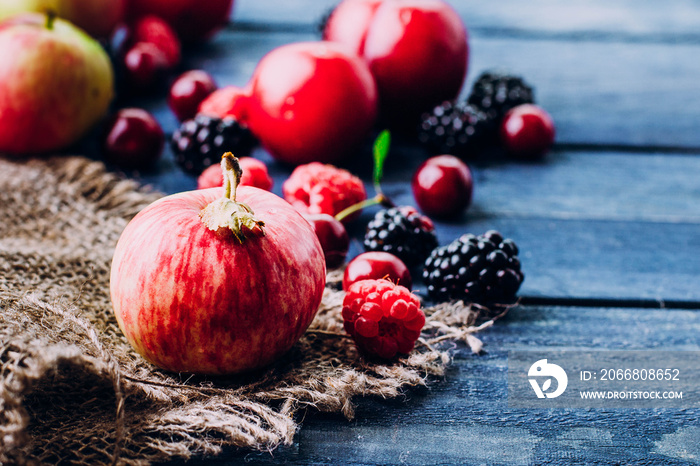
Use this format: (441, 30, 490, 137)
(232, 0, 700, 42)
(165, 305, 700, 465)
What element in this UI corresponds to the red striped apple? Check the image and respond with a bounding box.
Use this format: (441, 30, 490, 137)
(0, 13, 114, 155)
(110, 154, 326, 375)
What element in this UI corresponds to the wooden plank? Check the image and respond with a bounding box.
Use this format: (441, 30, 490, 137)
(466, 37, 700, 149)
(130, 29, 700, 149)
(162, 305, 700, 465)
(231, 0, 700, 41)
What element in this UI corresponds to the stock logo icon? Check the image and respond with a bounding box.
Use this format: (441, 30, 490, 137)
(528, 359, 568, 399)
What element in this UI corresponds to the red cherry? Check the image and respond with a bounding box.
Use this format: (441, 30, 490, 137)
(412, 154, 473, 218)
(303, 213, 350, 269)
(246, 41, 378, 165)
(168, 70, 218, 122)
(343, 252, 412, 291)
(123, 42, 168, 89)
(500, 104, 556, 159)
(197, 157, 273, 191)
(103, 108, 164, 170)
(126, 0, 233, 43)
(127, 15, 181, 67)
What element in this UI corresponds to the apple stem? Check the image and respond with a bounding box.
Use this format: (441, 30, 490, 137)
(46, 10, 56, 30)
(222, 153, 242, 202)
(199, 153, 265, 243)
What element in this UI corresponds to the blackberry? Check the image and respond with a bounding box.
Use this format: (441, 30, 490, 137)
(417, 101, 490, 157)
(467, 71, 535, 124)
(364, 207, 438, 267)
(171, 114, 257, 175)
(423, 230, 523, 306)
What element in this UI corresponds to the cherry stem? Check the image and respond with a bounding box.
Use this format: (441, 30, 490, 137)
(221, 152, 242, 202)
(334, 130, 394, 223)
(334, 193, 394, 223)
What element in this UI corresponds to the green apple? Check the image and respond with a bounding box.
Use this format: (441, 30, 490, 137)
(0, 13, 114, 155)
(0, 0, 125, 38)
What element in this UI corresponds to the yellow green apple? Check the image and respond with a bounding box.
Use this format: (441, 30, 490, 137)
(0, 13, 114, 155)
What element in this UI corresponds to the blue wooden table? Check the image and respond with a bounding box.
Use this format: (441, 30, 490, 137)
(116, 1, 700, 464)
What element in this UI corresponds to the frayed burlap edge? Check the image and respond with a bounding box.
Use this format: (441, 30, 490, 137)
(0, 156, 509, 465)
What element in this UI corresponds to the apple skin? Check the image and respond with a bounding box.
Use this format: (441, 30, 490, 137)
(325, 0, 468, 125)
(0, 13, 114, 155)
(110, 186, 326, 375)
(245, 41, 378, 165)
(126, 0, 233, 42)
(0, 0, 126, 38)
(322, 0, 382, 55)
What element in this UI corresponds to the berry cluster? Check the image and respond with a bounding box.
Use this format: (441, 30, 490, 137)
(423, 230, 523, 306)
(417, 101, 489, 157)
(342, 279, 426, 359)
(171, 115, 258, 175)
(419, 70, 554, 159)
(364, 206, 437, 267)
(282, 162, 367, 221)
(467, 71, 535, 124)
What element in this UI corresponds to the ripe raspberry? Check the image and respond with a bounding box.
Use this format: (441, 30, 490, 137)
(283, 162, 366, 222)
(342, 279, 425, 359)
(197, 157, 273, 191)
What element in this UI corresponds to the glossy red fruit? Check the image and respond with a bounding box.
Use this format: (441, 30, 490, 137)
(412, 154, 473, 218)
(111, 154, 326, 374)
(103, 108, 164, 169)
(198, 85, 250, 120)
(169, 70, 218, 122)
(197, 157, 273, 191)
(282, 162, 367, 222)
(246, 41, 378, 165)
(500, 104, 556, 159)
(123, 42, 168, 89)
(303, 213, 350, 269)
(127, 15, 180, 66)
(343, 251, 412, 291)
(322, 0, 382, 54)
(342, 279, 424, 359)
(127, 0, 233, 42)
(325, 0, 468, 125)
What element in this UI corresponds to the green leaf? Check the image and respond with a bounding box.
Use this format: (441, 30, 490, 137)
(372, 130, 391, 189)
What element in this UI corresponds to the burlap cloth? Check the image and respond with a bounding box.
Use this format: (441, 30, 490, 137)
(0, 156, 500, 465)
